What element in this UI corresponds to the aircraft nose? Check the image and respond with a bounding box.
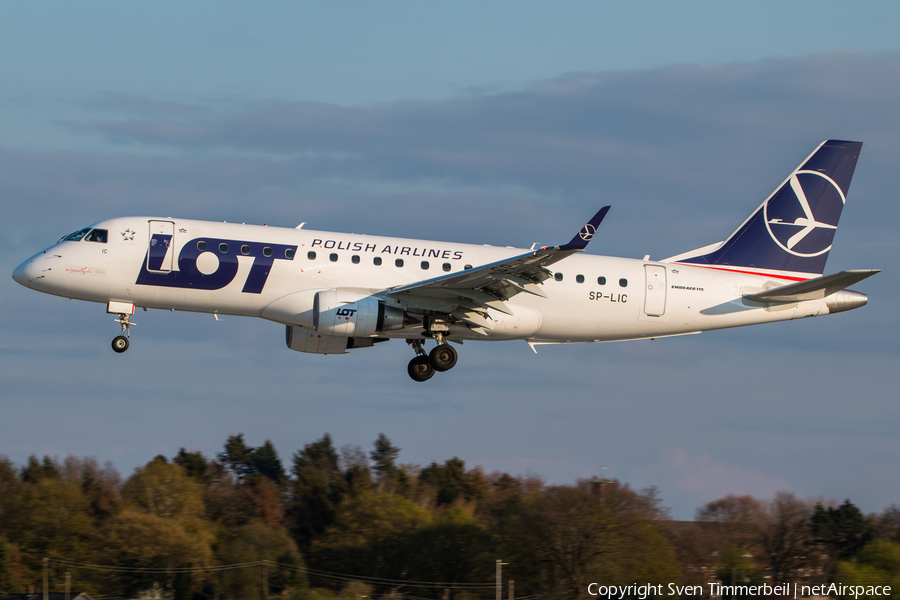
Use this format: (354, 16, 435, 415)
(12, 259, 31, 286)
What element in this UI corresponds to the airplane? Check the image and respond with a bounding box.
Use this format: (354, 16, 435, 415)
(12, 140, 879, 382)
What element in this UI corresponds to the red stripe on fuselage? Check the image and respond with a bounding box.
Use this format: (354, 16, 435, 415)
(669, 262, 811, 282)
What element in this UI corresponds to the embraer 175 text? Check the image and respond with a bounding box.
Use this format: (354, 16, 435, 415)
(13, 140, 879, 381)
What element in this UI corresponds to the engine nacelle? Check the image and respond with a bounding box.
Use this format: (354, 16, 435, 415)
(313, 289, 406, 338)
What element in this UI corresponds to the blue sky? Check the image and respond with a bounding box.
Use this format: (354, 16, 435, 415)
(2, 2, 900, 519)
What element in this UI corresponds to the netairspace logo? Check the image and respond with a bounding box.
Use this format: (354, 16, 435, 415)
(587, 582, 893, 599)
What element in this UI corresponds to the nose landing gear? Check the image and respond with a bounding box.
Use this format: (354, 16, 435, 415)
(112, 313, 135, 354)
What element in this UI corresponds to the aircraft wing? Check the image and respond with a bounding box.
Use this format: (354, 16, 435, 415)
(743, 269, 880, 302)
(385, 207, 609, 332)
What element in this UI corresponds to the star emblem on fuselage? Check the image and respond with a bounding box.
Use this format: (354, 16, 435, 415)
(121, 229, 135, 241)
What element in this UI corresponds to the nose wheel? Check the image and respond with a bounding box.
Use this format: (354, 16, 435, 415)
(112, 312, 135, 353)
(112, 336, 129, 353)
(406, 336, 458, 382)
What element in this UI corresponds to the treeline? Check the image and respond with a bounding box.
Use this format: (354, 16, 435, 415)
(0, 434, 898, 600)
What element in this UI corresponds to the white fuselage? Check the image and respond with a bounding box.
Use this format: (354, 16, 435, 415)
(14, 217, 836, 345)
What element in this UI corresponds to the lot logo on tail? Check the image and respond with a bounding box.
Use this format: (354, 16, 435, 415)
(764, 171, 845, 258)
(579, 223, 596, 242)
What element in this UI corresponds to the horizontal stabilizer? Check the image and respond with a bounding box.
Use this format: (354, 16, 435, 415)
(743, 269, 880, 302)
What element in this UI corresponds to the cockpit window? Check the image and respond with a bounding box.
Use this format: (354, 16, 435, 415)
(85, 229, 108, 243)
(58, 228, 91, 243)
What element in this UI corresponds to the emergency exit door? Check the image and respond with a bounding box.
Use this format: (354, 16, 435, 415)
(643, 264, 667, 317)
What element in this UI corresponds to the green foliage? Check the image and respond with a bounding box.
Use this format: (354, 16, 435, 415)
(506, 481, 680, 599)
(812, 499, 872, 560)
(98, 509, 213, 596)
(419, 458, 488, 506)
(836, 540, 900, 599)
(293, 588, 334, 600)
(339, 580, 373, 599)
(174, 448, 215, 485)
(0, 535, 19, 594)
(404, 507, 494, 583)
(370, 433, 400, 479)
(218, 521, 306, 599)
(288, 434, 345, 547)
(217, 434, 287, 484)
(312, 490, 431, 577)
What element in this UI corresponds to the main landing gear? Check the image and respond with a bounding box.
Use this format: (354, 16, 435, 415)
(406, 334, 459, 382)
(111, 313, 135, 354)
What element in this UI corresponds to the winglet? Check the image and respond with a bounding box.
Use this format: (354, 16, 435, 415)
(558, 206, 610, 251)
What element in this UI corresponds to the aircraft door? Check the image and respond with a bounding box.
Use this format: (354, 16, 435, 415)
(643, 264, 667, 316)
(147, 221, 175, 272)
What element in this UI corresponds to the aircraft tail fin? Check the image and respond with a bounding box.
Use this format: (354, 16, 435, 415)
(666, 140, 863, 278)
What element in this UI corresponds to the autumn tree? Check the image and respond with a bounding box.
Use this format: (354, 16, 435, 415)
(760, 492, 814, 583)
(506, 480, 680, 599)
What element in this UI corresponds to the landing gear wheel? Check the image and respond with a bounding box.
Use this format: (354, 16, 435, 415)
(408, 355, 435, 382)
(429, 344, 458, 372)
(112, 335, 129, 353)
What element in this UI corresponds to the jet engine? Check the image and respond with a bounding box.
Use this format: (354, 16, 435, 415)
(313, 289, 406, 338)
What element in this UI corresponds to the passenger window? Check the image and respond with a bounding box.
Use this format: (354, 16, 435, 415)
(395, 258, 404, 267)
(464, 264, 473, 270)
(598, 276, 606, 285)
(219, 243, 228, 253)
(352, 255, 360, 264)
(241, 245, 251, 255)
(576, 274, 584, 284)
(263, 247, 272, 257)
(307, 251, 316, 260)
(85, 229, 108, 243)
(619, 278, 628, 287)
(330, 253, 338, 262)
(421, 261, 429, 270)
(285, 249, 295, 259)
(197, 241, 207, 251)
(442, 263, 451, 272)
(374, 257, 383, 266)
(554, 273, 563, 282)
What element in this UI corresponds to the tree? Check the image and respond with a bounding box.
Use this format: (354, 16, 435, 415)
(506, 480, 680, 599)
(218, 522, 306, 600)
(97, 509, 213, 597)
(288, 435, 344, 548)
(812, 500, 871, 561)
(835, 540, 900, 599)
(370, 434, 400, 480)
(875, 505, 900, 543)
(174, 448, 215, 485)
(250, 440, 287, 485)
(0, 535, 19, 594)
(696, 494, 766, 552)
(760, 492, 814, 583)
(404, 508, 494, 584)
(420, 458, 472, 506)
(311, 491, 431, 577)
(218, 434, 253, 481)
